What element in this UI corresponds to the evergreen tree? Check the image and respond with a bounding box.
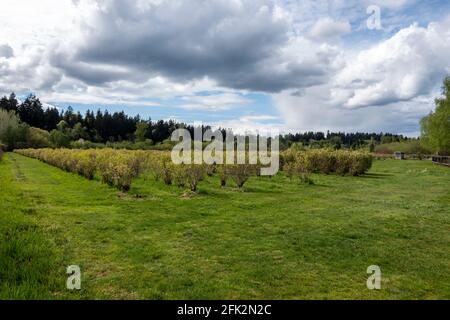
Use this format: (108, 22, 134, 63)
(17, 95, 44, 128)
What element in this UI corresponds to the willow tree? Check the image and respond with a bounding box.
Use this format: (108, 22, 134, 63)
(420, 77, 450, 155)
(0, 109, 29, 150)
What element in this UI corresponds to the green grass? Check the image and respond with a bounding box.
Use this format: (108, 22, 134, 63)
(0, 152, 449, 299)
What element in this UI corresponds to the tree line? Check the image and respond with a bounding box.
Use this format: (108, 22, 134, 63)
(0, 90, 439, 153)
(0, 93, 194, 144)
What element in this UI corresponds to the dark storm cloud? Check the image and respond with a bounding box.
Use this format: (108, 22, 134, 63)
(51, 52, 141, 85)
(54, 0, 337, 91)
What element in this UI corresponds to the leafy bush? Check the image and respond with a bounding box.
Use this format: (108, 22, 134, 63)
(148, 155, 174, 186)
(15, 148, 146, 192)
(334, 151, 352, 175)
(227, 164, 256, 188)
(49, 130, 71, 148)
(172, 164, 187, 188)
(170, 164, 206, 191)
(281, 148, 372, 176)
(71, 139, 106, 149)
(75, 151, 97, 180)
(96, 150, 144, 191)
(27, 127, 51, 148)
(184, 164, 205, 192)
(0, 109, 29, 150)
(305, 149, 336, 174)
(284, 153, 313, 184)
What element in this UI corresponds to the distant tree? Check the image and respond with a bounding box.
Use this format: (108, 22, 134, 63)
(49, 120, 71, 148)
(43, 107, 62, 131)
(135, 121, 149, 142)
(369, 137, 376, 152)
(27, 127, 51, 148)
(329, 136, 342, 150)
(57, 120, 69, 132)
(0, 91, 416, 150)
(0, 93, 19, 112)
(381, 135, 393, 144)
(17, 94, 44, 128)
(71, 122, 88, 140)
(0, 109, 29, 150)
(420, 77, 450, 155)
(62, 106, 81, 128)
(49, 129, 71, 148)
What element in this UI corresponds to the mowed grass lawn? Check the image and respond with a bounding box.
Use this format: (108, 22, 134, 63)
(0, 152, 449, 299)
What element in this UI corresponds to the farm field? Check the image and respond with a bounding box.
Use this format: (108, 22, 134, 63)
(0, 152, 449, 299)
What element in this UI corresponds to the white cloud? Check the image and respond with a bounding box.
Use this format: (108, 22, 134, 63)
(272, 16, 450, 135)
(273, 85, 434, 134)
(0, 46, 62, 95)
(369, 0, 409, 10)
(0, 0, 74, 48)
(240, 115, 279, 122)
(333, 18, 450, 108)
(210, 114, 284, 134)
(179, 93, 251, 111)
(308, 17, 351, 41)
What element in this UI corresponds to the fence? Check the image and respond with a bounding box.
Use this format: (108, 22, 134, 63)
(432, 156, 450, 167)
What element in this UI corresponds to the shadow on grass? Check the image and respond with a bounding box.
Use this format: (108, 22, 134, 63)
(360, 173, 393, 179)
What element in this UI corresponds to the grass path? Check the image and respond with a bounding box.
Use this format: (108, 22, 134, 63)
(1, 152, 449, 299)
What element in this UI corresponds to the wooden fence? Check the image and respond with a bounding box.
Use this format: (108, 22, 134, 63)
(432, 156, 450, 167)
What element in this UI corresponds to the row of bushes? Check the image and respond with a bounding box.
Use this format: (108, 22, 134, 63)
(14, 149, 148, 191)
(281, 149, 373, 177)
(147, 155, 260, 190)
(14, 148, 262, 192)
(14, 148, 372, 192)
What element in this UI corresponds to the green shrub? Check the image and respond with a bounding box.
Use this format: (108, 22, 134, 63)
(151, 156, 174, 185)
(283, 152, 313, 184)
(49, 130, 71, 148)
(227, 164, 255, 188)
(334, 151, 351, 175)
(184, 164, 205, 192)
(26, 127, 51, 148)
(172, 166, 187, 188)
(281, 148, 372, 176)
(0, 110, 29, 150)
(15, 148, 145, 192)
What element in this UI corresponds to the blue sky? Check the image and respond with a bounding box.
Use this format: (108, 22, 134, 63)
(50, 92, 279, 127)
(1, 0, 450, 136)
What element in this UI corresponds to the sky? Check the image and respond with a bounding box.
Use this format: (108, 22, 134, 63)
(0, 0, 449, 136)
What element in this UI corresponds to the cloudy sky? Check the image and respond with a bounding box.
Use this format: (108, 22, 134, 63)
(0, 0, 449, 135)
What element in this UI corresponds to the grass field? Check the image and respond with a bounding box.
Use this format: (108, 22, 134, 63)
(0, 152, 449, 299)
